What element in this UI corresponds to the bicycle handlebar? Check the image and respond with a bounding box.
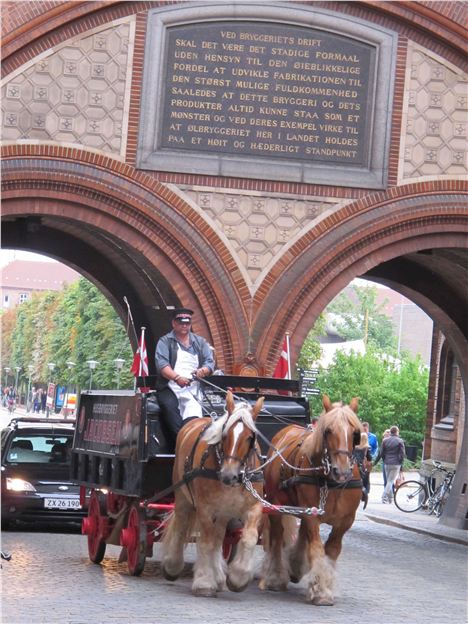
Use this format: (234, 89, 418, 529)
(431, 459, 455, 476)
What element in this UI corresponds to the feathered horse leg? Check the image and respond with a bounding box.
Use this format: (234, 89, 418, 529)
(161, 492, 195, 581)
(192, 504, 227, 597)
(227, 502, 263, 592)
(260, 514, 291, 591)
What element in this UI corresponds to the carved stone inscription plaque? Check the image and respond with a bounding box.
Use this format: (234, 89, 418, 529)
(138, 7, 396, 187)
(160, 22, 374, 166)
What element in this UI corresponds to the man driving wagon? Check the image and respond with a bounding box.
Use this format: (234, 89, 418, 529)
(155, 308, 215, 451)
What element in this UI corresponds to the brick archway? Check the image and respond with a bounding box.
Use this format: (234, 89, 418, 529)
(252, 184, 467, 376)
(1, 149, 254, 372)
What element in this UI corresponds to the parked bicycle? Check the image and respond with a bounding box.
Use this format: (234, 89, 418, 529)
(394, 460, 455, 517)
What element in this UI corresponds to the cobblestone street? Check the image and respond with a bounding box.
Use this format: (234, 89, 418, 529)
(2, 509, 466, 624)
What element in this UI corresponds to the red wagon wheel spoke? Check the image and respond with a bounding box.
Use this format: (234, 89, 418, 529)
(83, 490, 106, 564)
(120, 504, 147, 576)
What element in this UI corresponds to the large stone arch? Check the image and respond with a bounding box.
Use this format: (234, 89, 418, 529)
(2, 1, 467, 528)
(252, 182, 468, 374)
(1, 148, 254, 372)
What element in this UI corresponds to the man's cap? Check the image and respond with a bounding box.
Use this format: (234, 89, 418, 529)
(172, 308, 194, 324)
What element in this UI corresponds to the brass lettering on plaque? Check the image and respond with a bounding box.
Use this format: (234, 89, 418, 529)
(160, 22, 375, 165)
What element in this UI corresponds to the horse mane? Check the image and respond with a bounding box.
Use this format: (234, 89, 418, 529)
(202, 402, 258, 446)
(302, 402, 361, 458)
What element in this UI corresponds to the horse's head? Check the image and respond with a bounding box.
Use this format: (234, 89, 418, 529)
(312, 395, 361, 482)
(202, 391, 264, 486)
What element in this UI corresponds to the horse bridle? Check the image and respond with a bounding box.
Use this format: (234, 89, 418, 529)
(215, 420, 259, 472)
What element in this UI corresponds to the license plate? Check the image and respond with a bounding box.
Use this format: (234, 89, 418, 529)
(44, 497, 81, 510)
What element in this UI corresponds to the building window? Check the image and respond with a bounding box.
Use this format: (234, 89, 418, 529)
(19, 293, 29, 304)
(3, 294, 9, 308)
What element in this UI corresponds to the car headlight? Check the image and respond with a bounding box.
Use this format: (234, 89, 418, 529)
(6, 477, 36, 492)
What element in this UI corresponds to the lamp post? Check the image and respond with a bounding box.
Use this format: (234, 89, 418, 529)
(14, 366, 21, 406)
(86, 360, 99, 391)
(14, 366, 21, 391)
(26, 364, 34, 413)
(64, 361, 76, 418)
(114, 358, 125, 390)
(4, 366, 11, 388)
(46, 362, 56, 417)
(3, 367, 11, 407)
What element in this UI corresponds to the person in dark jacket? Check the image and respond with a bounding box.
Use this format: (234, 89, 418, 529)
(354, 432, 372, 509)
(155, 308, 214, 450)
(379, 425, 405, 503)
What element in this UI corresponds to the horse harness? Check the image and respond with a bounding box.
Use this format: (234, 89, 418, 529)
(267, 433, 362, 516)
(143, 419, 263, 509)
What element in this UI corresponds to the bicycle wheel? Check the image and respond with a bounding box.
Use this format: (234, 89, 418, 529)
(394, 480, 427, 512)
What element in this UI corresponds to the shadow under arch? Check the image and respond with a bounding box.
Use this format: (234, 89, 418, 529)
(1, 153, 251, 372)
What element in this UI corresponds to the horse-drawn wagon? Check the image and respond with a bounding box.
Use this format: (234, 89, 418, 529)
(70, 376, 310, 577)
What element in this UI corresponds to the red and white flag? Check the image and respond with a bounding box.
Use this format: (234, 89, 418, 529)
(131, 327, 149, 377)
(273, 333, 291, 379)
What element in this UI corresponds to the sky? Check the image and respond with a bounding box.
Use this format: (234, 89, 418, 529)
(0, 249, 56, 268)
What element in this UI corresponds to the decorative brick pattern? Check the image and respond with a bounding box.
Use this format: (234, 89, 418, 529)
(400, 43, 467, 182)
(183, 188, 343, 290)
(1, 18, 135, 158)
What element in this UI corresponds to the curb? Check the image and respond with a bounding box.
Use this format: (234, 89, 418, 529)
(365, 513, 468, 546)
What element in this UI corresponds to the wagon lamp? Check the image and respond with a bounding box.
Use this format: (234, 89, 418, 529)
(86, 360, 99, 391)
(114, 358, 125, 390)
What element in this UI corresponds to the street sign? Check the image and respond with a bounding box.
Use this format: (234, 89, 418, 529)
(304, 389, 320, 396)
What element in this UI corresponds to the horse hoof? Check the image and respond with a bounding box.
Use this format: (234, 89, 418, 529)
(161, 566, 179, 582)
(192, 587, 217, 598)
(226, 577, 248, 593)
(264, 582, 288, 592)
(290, 575, 300, 584)
(312, 597, 334, 606)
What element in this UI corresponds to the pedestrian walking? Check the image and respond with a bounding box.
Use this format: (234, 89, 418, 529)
(362, 421, 379, 460)
(379, 425, 405, 504)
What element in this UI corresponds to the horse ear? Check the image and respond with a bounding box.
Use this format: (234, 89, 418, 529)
(322, 394, 333, 412)
(349, 397, 359, 413)
(226, 390, 235, 415)
(251, 396, 265, 421)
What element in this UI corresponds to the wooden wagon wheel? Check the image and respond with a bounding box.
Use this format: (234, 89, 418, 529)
(120, 503, 147, 576)
(83, 490, 106, 564)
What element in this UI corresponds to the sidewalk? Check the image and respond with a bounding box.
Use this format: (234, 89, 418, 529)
(2, 406, 467, 546)
(361, 471, 468, 546)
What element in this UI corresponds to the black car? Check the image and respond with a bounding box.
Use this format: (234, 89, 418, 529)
(1, 418, 86, 528)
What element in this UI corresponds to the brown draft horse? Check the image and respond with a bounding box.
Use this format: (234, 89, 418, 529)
(260, 395, 362, 605)
(162, 391, 264, 597)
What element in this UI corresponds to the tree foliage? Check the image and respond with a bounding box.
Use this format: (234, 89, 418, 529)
(309, 349, 429, 446)
(296, 313, 326, 373)
(327, 285, 396, 350)
(1, 278, 134, 393)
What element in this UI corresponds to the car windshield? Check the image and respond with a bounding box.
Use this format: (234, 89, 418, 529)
(6, 435, 72, 464)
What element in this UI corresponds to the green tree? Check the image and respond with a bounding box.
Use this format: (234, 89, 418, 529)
(327, 285, 396, 350)
(309, 349, 429, 446)
(2, 278, 134, 393)
(297, 313, 326, 373)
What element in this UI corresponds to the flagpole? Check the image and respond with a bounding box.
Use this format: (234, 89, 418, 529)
(138, 327, 146, 377)
(123, 296, 139, 343)
(285, 331, 291, 379)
